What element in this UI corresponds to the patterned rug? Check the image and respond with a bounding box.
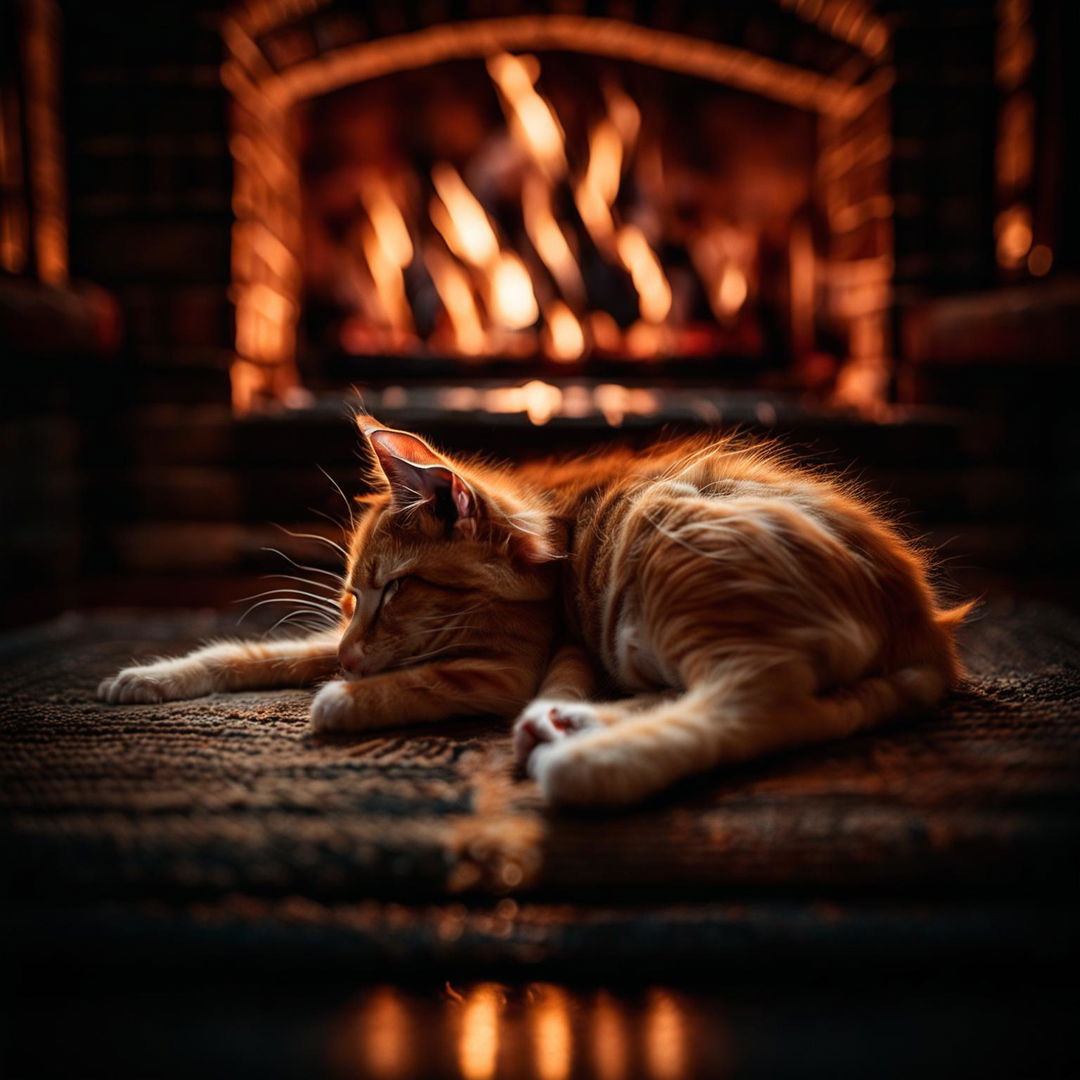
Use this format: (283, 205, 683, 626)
(2, 602, 1079, 971)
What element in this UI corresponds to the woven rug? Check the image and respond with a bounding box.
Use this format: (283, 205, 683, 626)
(2, 602, 1079, 971)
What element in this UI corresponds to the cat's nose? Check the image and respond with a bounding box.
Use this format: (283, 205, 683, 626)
(338, 645, 366, 677)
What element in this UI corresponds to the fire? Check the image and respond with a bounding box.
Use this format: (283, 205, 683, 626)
(522, 172, 584, 305)
(326, 52, 769, 369)
(692, 225, 753, 321)
(542, 300, 585, 362)
(486, 53, 566, 180)
(490, 251, 538, 330)
(430, 163, 500, 268)
(359, 224, 413, 335)
(615, 224, 672, 324)
(359, 173, 413, 268)
(716, 264, 748, 316)
(424, 245, 486, 356)
(575, 119, 623, 246)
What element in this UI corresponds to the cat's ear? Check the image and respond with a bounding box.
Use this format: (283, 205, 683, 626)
(361, 423, 478, 534)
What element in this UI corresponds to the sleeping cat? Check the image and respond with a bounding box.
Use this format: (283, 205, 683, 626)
(99, 418, 970, 807)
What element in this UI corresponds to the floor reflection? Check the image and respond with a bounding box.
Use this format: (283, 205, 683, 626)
(330, 983, 715, 1080)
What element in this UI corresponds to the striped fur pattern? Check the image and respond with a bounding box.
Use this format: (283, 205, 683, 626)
(100, 421, 970, 808)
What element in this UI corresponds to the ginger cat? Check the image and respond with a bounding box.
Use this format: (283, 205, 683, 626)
(99, 419, 970, 808)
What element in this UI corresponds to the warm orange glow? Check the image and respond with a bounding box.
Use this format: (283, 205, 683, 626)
(431, 163, 500, 268)
(483, 380, 563, 425)
(716, 265, 749, 316)
(489, 251, 539, 330)
(360, 173, 414, 268)
(594, 383, 660, 426)
(23, 0, 67, 286)
(575, 119, 623, 246)
(355, 987, 410, 1080)
(458, 984, 502, 1080)
(360, 224, 414, 335)
(522, 172, 585, 305)
(589, 311, 621, 352)
(591, 991, 628, 1080)
(425, 245, 486, 355)
(615, 225, 672, 324)
(643, 989, 687, 1080)
(227, 9, 892, 410)
(604, 78, 641, 153)
(995, 203, 1033, 268)
(263, 16, 873, 119)
(692, 225, 755, 322)
(542, 301, 586, 361)
(486, 53, 567, 180)
(528, 984, 572, 1080)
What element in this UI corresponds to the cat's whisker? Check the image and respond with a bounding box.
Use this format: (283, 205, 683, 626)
(318, 465, 356, 530)
(234, 587, 342, 611)
(237, 597, 341, 626)
(259, 547, 344, 582)
(272, 525, 350, 560)
(262, 611, 335, 639)
(260, 573, 339, 595)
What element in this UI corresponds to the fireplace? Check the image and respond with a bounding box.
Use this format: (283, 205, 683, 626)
(3, 0, 1076, 623)
(223, 3, 896, 416)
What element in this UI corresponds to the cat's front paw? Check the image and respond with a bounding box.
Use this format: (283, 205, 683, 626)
(512, 699, 602, 770)
(97, 662, 210, 705)
(309, 680, 359, 733)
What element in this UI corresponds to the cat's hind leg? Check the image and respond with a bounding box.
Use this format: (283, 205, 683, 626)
(98, 631, 341, 704)
(526, 659, 946, 808)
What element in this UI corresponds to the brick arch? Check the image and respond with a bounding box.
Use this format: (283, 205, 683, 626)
(222, 3, 893, 411)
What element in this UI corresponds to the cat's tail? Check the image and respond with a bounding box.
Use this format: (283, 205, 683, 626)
(529, 661, 948, 808)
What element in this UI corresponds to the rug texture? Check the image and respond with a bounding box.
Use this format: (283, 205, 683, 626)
(2, 602, 1079, 970)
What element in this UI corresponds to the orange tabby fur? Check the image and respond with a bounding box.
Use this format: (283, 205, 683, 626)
(99, 421, 970, 808)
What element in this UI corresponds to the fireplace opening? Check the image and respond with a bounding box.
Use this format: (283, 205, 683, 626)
(225, 10, 895, 419)
(298, 53, 816, 387)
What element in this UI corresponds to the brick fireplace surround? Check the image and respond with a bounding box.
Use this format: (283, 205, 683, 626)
(2, 4, 1080, 1078)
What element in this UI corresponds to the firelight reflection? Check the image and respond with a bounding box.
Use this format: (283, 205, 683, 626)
(330, 983, 709, 1080)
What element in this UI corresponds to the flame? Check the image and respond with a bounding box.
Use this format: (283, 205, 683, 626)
(360, 223, 413, 334)
(716, 264, 748, 316)
(542, 300, 586, 361)
(575, 119, 623, 245)
(431, 163, 500, 268)
(425, 245, 486, 356)
(615, 225, 671, 324)
(487, 53, 566, 180)
(490, 251, 538, 330)
(359, 173, 413, 268)
(692, 225, 753, 322)
(604, 79, 641, 154)
(522, 172, 585, 305)
(589, 311, 621, 352)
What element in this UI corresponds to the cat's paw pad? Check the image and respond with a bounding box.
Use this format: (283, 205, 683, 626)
(512, 699, 601, 767)
(97, 665, 195, 705)
(309, 680, 356, 733)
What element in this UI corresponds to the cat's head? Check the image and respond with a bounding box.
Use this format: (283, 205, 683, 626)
(336, 419, 560, 678)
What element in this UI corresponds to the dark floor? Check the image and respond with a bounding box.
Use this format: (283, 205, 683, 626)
(6, 972, 1079, 1080)
(2, 598, 1079, 1078)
